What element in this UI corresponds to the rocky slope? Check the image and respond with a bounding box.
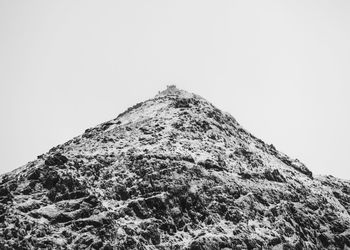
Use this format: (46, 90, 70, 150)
(1, 86, 350, 249)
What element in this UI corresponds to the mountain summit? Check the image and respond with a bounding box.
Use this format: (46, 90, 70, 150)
(1, 86, 349, 249)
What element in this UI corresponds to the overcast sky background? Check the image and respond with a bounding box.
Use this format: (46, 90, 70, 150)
(1, 0, 349, 178)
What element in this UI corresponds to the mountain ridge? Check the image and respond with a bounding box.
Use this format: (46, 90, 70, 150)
(0, 86, 349, 249)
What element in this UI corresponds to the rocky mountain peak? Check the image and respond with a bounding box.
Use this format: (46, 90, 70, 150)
(156, 85, 197, 99)
(0, 89, 349, 249)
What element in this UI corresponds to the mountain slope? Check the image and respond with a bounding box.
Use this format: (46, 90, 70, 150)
(1, 86, 350, 249)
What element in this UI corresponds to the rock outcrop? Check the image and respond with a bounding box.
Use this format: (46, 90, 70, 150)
(0, 86, 349, 249)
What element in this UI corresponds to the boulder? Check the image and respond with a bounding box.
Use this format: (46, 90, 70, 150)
(45, 153, 68, 166)
(264, 169, 286, 183)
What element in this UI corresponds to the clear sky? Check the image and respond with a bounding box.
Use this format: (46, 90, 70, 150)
(1, 1, 349, 178)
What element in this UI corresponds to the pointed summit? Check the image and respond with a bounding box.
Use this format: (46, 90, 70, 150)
(159, 84, 181, 95)
(0, 87, 349, 249)
(156, 85, 196, 99)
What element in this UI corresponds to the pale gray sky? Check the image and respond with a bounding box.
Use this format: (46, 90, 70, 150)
(1, 1, 349, 178)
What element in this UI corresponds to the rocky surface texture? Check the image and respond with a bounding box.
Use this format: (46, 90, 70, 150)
(1, 86, 350, 249)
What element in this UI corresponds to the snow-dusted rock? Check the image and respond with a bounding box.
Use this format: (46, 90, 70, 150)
(0, 86, 349, 249)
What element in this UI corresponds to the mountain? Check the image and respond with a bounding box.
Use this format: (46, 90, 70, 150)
(1, 86, 350, 249)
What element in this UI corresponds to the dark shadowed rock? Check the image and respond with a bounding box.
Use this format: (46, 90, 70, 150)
(264, 169, 286, 182)
(45, 153, 68, 166)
